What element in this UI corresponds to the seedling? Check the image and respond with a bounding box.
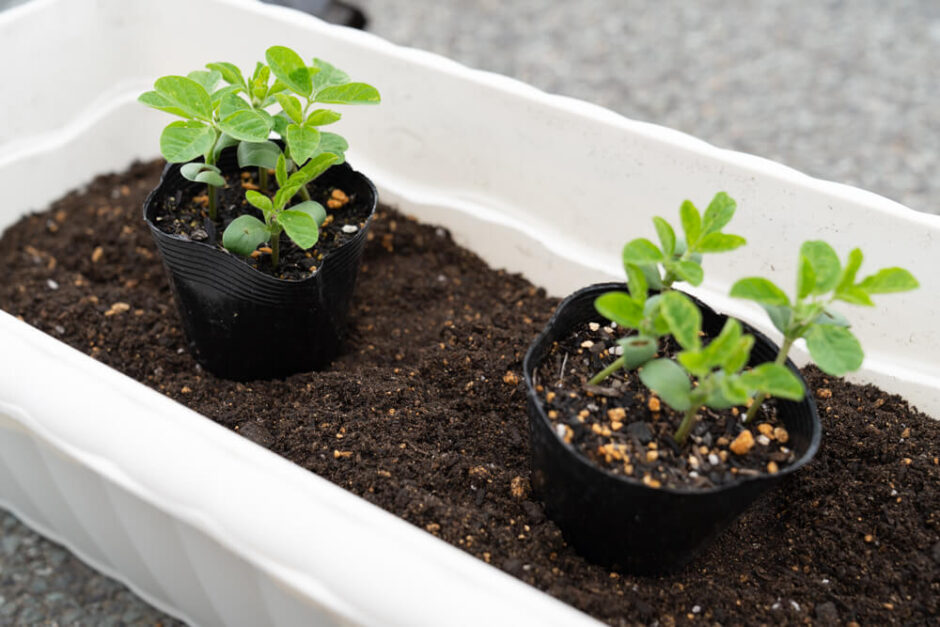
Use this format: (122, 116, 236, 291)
(638, 292, 804, 444)
(590, 192, 745, 384)
(731, 240, 918, 422)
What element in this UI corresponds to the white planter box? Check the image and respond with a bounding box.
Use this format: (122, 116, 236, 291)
(1, 0, 938, 624)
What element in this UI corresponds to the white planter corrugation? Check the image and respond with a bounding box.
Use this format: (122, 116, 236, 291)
(0, 0, 937, 625)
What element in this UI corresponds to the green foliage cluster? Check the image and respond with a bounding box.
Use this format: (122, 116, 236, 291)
(593, 193, 918, 445)
(140, 46, 380, 267)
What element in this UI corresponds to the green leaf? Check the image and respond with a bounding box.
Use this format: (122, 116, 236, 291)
(796, 254, 816, 300)
(138, 91, 187, 118)
(639, 359, 692, 411)
(212, 133, 239, 162)
(271, 112, 291, 137)
(219, 92, 250, 119)
(805, 324, 864, 376)
(724, 334, 754, 374)
(665, 259, 704, 286)
(277, 209, 319, 249)
(275, 93, 304, 124)
(251, 61, 268, 83)
(245, 190, 274, 216)
(187, 70, 221, 95)
(696, 233, 746, 253)
(316, 82, 381, 105)
(194, 171, 225, 187)
(624, 263, 648, 303)
(701, 318, 743, 370)
(834, 286, 875, 307)
(311, 58, 351, 91)
(622, 238, 663, 265)
(316, 132, 349, 162)
(730, 277, 791, 307)
(814, 307, 850, 327)
(651, 216, 676, 256)
(210, 85, 241, 108)
(219, 109, 272, 142)
(180, 162, 220, 180)
(677, 350, 711, 377)
(679, 200, 702, 247)
(639, 263, 664, 291)
(289, 152, 339, 187)
(594, 292, 644, 329)
(835, 248, 863, 294)
(290, 200, 328, 226)
(660, 291, 702, 351)
(159, 121, 216, 163)
(154, 76, 212, 121)
(800, 240, 841, 294)
(237, 140, 282, 170)
(718, 374, 751, 405)
(222, 215, 270, 256)
(207, 62, 247, 90)
(305, 109, 342, 126)
(762, 304, 792, 335)
(275, 153, 288, 187)
(620, 335, 658, 369)
(266, 46, 312, 97)
(739, 363, 805, 400)
(286, 124, 321, 164)
(857, 268, 919, 294)
(273, 183, 303, 211)
(702, 191, 736, 235)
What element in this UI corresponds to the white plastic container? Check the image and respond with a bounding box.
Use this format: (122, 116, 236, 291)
(1, 0, 937, 625)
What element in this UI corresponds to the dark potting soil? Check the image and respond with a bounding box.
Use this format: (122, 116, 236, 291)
(535, 321, 797, 490)
(1, 160, 938, 625)
(153, 167, 372, 280)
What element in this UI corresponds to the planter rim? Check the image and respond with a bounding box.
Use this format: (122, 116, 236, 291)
(523, 282, 822, 497)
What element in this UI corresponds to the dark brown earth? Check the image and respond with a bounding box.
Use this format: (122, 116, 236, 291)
(535, 321, 797, 490)
(1, 160, 938, 625)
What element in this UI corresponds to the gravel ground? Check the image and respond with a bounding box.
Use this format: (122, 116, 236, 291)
(1, 1, 937, 625)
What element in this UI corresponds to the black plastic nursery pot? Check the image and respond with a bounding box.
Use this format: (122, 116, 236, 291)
(523, 283, 821, 575)
(143, 148, 377, 381)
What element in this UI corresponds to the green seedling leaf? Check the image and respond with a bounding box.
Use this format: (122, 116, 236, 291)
(266, 45, 312, 96)
(801, 240, 841, 294)
(291, 200, 328, 226)
(652, 216, 676, 256)
(696, 232, 746, 253)
(219, 92, 250, 119)
(622, 238, 663, 266)
(275, 93, 304, 124)
(665, 259, 704, 286)
(660, 291, 702, 351)
(805, 323, 864, 376)
(245, 190, 274, 216)
(306, 108, 342, 126)
(317, 132, 349, 162)
(858, 268, 919, 294)
(277, 209, 319, 249)
(762, 304, 792, 335)
(316, 82, 381, 105)
(619, 335, 658, 369)
(640, 359, 692, 411)
(814, 307, 850, 327)
(274, 183, 303, 210)
(796, 253, 816, 300)
(138, 91, 187, 117)
(624, 263, 648, 303)
(179, 162, 220, 180)
(719, 374, 751, 405)
(702, 191, 736, 235)
(639, 263, 664, 291)
(290, 152, 339, 187)
(730, 277, 791, 307)
(207, 62, 247, 91)
(835, 247, 863, 294)
(677, 350, 711, 378)
(222, 215, 269, 256)
(159, 121, 216, 163)
(700, 318, 743, 370)
(213, 133, 239, 162)
(210, 85, 241, 108)
(187, 70, 221, 94)
(286, 124, 321, 164)
(312, 58, 350, 91)
(275, 153, 288, 187)
(834, 285, 875, 307)
(739, 363, 804, 400)
(154, 76, 212, 121)
(595, 292, 644, 329)
(272, 112, 291, 137)
(194, 171, 226, 187)
(220, 109, 272, 142)
(680, 200, 702, 247)
(237, 140, 282, 170)
(723, 334, 754, 374)
(643, 295, 670, 335)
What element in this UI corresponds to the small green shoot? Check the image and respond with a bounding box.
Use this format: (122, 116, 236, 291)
(730, 240, 918, 422)
(590, 192, 745, 384)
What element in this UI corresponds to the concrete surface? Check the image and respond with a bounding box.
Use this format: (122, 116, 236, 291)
(1, 0, 937, 624)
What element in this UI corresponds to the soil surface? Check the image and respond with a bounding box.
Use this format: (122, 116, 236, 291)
(535, 321, 797, 490)
(1, 160, 938, 625)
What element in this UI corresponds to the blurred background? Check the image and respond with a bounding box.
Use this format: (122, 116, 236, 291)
(0, 0, 937, 624)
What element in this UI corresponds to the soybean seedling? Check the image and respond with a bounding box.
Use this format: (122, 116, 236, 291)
(638, 292, 804, 445)
(590, 192, 746, 384)
(730, 240, 918, 422)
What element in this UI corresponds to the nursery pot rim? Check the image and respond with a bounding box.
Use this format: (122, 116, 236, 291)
(523, 281, 823, 497)
(142, 155, 377, 285)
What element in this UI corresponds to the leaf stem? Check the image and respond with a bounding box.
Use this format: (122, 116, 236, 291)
(743, 335, 795, 423)
(588, 356, 625, 386)
(674, 405, 700, 445)
(259, 167, 269, 193)
(270, 229, 280, 269)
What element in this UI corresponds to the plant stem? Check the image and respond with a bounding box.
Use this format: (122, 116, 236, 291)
(298, 185, 311, 201)
(743, 336, 795, 423)
(588, 356, 625, 386)
(674, 406, 699, 445)
(271, 230, 280, 269)
(259, 167, 268, 193)
(208, 186, 218, 221)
